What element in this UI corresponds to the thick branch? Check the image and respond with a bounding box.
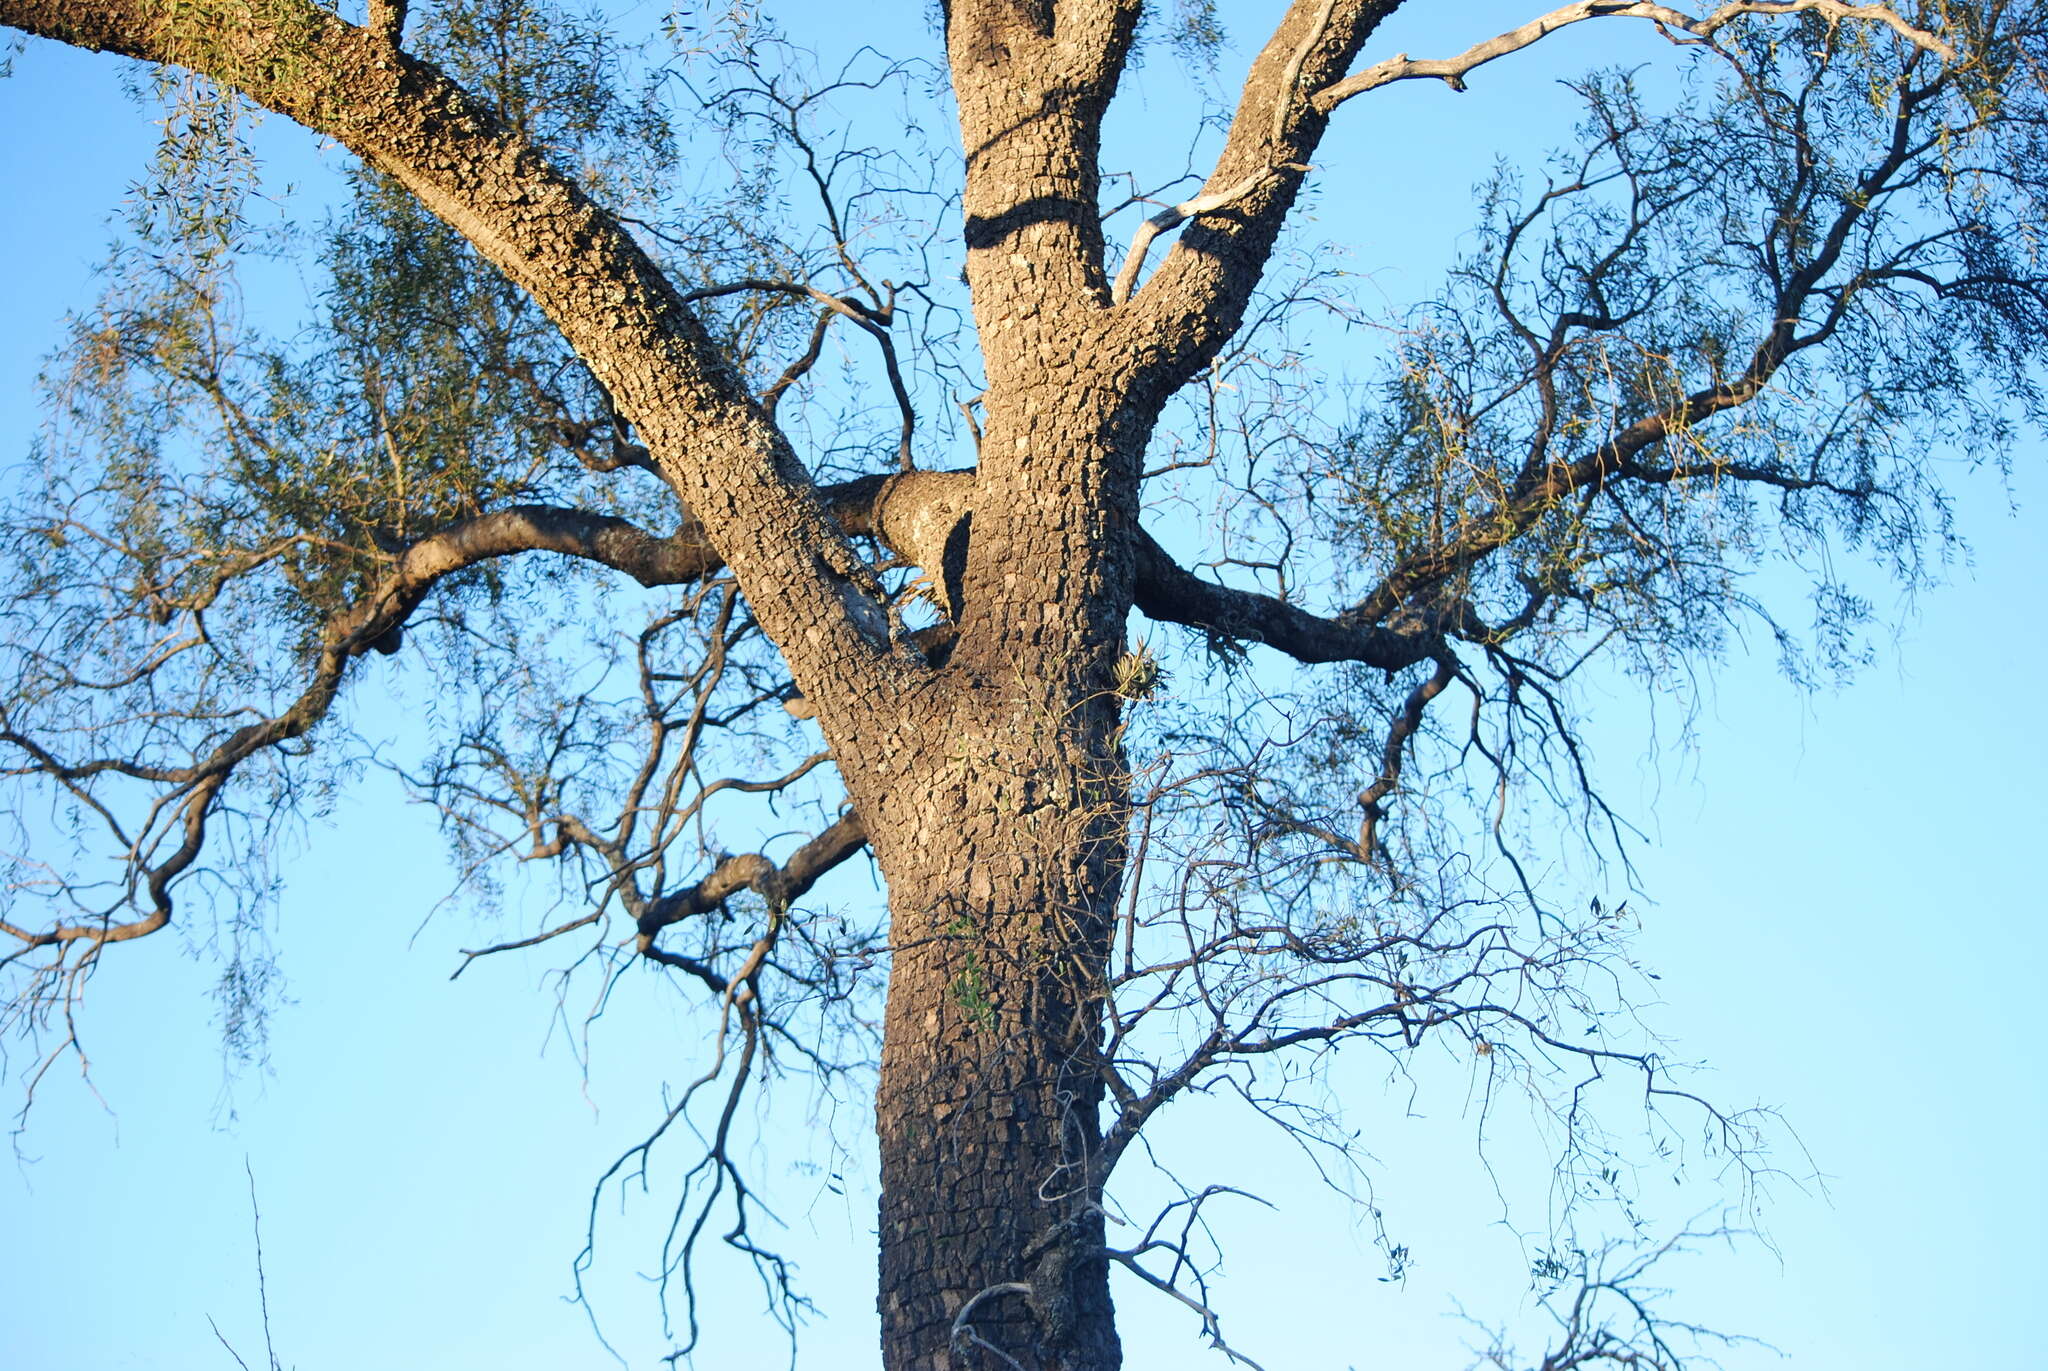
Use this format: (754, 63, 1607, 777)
(636, 811, 871, 973)
(384, 504, 722, 596)
(945, 0, 1144, 312)
(1113, 0, 1403, 382)
(388, 472, 975, 599)
(1131, 529, 1448, 669)
(0, 0, 915, 716)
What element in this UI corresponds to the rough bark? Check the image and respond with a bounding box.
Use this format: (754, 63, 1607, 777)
(0, 10, 1416, 1364)
(860, 23, 1152, 1360)
(874, 11, 1150, 1325)
(0, 0, 921, 739)
(0, 7, 1446, 1367)
(10, 2, 1976, 1368)
(868, 689, 1126, 1371)
(1117, 0, 1406, 389)
(858, 388, 1139, 1370)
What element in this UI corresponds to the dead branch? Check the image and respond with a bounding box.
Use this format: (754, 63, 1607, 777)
(1316, 1, 1956, 110)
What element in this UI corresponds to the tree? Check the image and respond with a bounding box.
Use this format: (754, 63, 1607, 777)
(0, 2, 2040, 1368)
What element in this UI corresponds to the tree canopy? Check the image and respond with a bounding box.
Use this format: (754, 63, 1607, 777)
(1, 2, 2042, 1368)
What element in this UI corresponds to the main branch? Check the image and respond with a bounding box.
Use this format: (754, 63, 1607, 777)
(0, 0, 918, 725)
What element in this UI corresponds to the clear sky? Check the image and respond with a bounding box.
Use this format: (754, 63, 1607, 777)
(2, 6, 2043, 1370)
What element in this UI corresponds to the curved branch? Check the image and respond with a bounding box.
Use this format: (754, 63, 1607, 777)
(681, 279, 917, 467)
(1314, 1, 1955, 110)
(0, 0, 917, 713)
(1356, 653, 1460, 860)
(636, 810, 870, 961)
(1112, 0, 1404, 382)
(383, 504, 725, 598)
(1115, 0, 1951, 393)
(0, 499, 734, 960)
(1131, 528, 1449, 669)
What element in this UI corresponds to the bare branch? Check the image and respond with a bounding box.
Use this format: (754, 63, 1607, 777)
(1109, 163, 1306, 307)
(1106, 1186, 1274, 1370)
(632, 811, 869, 985)
(680, 278, 919, 469)
(1316, 1, 1956, 110)
(449, 910, 604, 981)
(1355, 653, 1461, 861)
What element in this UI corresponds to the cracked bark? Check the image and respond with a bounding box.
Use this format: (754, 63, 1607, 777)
(7, 1, 1917, 1367)
(0, 6, 1442, 1365)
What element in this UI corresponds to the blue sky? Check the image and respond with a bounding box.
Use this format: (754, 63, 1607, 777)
(2, 6, 2043, 1369)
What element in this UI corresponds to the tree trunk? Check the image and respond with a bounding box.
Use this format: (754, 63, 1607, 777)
(867, 686, 1127, 1371)
(837, 66, 1148, 1337)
